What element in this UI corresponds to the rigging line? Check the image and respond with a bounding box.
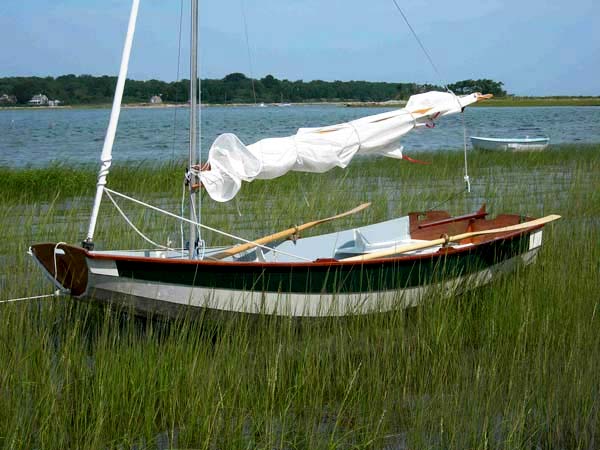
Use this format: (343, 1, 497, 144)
(105, 189, 179, 253)
(446, 89, 473, 193)
(1, 292, 60, 304)
(104, 188, 313, 262)
(172, 0, 187, 260)
(181, 181, 186, 252)
(426, 188, 466, 212)
(391, 0, 477, 195)
(390, 0, 447, 90)
(189, 188, 205, 258)
(391, 1, 473, 194)
(460, 110, 471, 193)
(171, 0, 185, 161)
(240, 0, 258, 104)
(197, 84, 203, 242)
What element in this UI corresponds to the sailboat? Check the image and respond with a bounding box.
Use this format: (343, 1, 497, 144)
(277, 92, 292, 107)
(29, 0, 560, 317)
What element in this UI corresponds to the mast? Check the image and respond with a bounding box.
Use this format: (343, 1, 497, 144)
(188, 0, 199, 258)
(83, 0, 140, 250)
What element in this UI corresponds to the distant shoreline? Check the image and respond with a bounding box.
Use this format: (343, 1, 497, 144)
(2, 97, 600, 111)
(346, 97, 600, 108)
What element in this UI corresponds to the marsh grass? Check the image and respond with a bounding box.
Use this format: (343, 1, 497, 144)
(471, 97, 600, 107)
(0, 144, 598, 449)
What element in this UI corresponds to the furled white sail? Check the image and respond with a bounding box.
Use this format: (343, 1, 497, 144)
(199, 91, 488, 202)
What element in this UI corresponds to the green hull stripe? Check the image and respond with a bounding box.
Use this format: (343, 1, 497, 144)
(115, 236, 528, 294)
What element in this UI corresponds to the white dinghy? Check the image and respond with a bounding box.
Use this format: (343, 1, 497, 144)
(470, 136, 550, 151)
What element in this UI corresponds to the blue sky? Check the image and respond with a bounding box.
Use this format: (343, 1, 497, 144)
(1, 0, 598, 96)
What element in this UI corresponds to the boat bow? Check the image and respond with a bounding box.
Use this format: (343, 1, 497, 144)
(30, 243, 89, 296)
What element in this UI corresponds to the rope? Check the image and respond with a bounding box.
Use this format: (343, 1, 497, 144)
(402, 154, 430, 165)
(181, 181, 187, 252)
(391, 0, 447, 90)
(446, 89, 472, 193)
(104, 188, 312, 262)
(104, 190, 178, 252)
(391, 0, 474, 193)
(347, 120, 363, 153)
(240, 0, 258, 105)
(170, 0, 185, 160)
(196, 20, 203, 247)
(189, 189, 206, 259)
(461, 110, 471, 193)
(53, 242, 67, 283)
(1, 291, 61, 304)
(426, 188, 466, 212)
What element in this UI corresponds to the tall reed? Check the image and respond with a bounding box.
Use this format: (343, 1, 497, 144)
(0, 144, 598, 449)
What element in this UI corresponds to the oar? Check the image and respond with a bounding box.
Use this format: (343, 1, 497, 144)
(342, 214, 561, 262)
(211, 202, 371, 260)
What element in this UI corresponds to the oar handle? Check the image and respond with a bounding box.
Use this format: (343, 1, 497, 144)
(212, 202, 371, 260)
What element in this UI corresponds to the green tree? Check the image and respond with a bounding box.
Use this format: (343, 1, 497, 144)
(223, 73, 248, 83)
(448, 79, 506, 97)
(0, 74, 508, 106)
(13, 78, 37, 104)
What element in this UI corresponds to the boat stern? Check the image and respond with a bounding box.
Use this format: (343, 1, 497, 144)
(29, 243, 89, 296)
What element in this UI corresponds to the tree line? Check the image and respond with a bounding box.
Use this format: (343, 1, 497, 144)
(0, 74, 507, 105)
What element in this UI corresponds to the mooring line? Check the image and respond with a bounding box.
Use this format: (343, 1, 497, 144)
(391, 0, 474, 194)
(0, 291, 61, 304)
(391, 0, 447, 89)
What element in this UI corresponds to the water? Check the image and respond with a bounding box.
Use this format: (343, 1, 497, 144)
(1, 105, 599, 168)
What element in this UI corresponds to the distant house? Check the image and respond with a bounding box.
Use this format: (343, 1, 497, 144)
(28, 94, 49, 106)
(48, 99, 62, 107)
(150, 95, 162, 104)
(0, 94, 17, 104)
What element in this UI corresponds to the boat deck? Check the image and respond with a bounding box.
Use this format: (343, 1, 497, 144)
(85, 209, 527, 264)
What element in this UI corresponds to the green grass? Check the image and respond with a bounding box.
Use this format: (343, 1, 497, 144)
(472, 97, 600, 107)
(0, 144, 598, 449)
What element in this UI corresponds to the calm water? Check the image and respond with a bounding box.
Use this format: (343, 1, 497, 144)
(1, 105, 599, 168)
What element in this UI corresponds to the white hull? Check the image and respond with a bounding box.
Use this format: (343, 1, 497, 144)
(82, 248, 540, 318)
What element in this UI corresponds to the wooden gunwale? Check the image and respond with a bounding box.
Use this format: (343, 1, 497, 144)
(88, 226, 539, 268)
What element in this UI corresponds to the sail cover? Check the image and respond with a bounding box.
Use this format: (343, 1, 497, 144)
(199, 91, 487, 202)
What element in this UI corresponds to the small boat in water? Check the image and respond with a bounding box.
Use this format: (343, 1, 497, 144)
(470, 136, 549, 151)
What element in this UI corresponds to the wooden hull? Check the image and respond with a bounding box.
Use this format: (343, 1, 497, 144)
(30, 211, 546, 317)
(470, 136, 549, 151)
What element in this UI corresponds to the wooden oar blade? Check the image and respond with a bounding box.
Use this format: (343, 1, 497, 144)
(342, 214, 561, 262)
(314, 202, 371, 225)
(451, 214, 561, 240)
